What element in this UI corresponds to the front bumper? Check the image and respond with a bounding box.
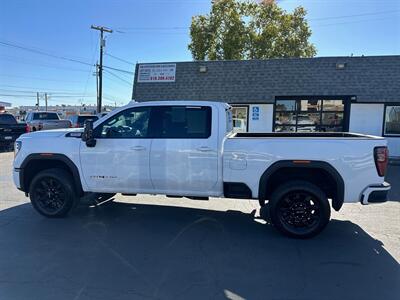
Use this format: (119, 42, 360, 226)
(360, 182, 391, 205)
(13, 168, 22, 190)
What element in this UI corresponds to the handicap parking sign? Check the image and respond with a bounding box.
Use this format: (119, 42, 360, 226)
(252, 106, 260, 120)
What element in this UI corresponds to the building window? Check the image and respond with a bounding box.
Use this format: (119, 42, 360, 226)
(231, 106, 248, 132)
(384, 105, 400, 136)
(274, 98, 346, 133)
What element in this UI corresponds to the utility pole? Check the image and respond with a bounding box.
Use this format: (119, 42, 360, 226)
(36, 92, 40, 110)
(45, 93, 48, 111)
(91, 25, 112, 113)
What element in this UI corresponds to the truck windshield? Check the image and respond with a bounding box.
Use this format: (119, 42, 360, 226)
(33, 113, 59, 120)
(0, 114, 17, 125)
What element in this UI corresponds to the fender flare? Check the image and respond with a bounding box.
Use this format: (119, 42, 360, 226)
(19, 153, 84, 196)
(258, 160, 345, 211)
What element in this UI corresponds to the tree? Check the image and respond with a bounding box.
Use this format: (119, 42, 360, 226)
(188, 0, 316, 60)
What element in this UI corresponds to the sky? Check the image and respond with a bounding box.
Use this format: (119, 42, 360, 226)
(0, 0, 399, 107)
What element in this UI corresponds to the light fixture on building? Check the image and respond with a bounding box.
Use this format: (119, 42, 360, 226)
(199, 65, 207, 73)
(336, 62, 346, 70)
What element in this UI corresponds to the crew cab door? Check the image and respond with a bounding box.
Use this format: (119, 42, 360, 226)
(149, 105, 219, 195)
(79, 106, 153, 193)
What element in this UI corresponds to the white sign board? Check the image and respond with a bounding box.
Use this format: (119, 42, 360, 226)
(138, 63, 176, 83)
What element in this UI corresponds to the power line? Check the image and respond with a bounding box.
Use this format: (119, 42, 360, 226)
(103, 65, 134, 75)
(315, 16, 398, 27)
(0, 40, 93, 66)
(104, 74, 131, 87)
(103, 69, 133, 86)
(0, 84, 90, 93)
(0, 55, 92, 72)
(309, 9, 400, 21)
(82, 32, 100, 102)
(105, 52, 136, 65)
(114, 9, 400, 32)
(0, 89, 97, 97)
(0, 39, 135, 74)
(0, 74, 82, 83)
(0, 94, 37, 97)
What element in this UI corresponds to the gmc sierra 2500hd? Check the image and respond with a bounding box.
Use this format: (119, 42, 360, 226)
(13, 101, 391, 238)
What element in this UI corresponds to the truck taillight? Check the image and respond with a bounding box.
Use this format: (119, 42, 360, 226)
(374, 147, 388, 177)
(25, 124, 30, 133)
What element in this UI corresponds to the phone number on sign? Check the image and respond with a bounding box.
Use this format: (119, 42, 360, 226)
(149, 76, 175, 81)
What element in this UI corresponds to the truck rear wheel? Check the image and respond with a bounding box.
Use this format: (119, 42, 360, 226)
(29, 168, 77, 218)
(269, 180, 331, 238)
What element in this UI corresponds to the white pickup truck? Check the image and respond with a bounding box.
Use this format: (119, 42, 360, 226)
(13, 101, 391, 238)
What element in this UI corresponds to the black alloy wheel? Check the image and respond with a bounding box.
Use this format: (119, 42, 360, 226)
(269, 180, 331, 238)
(32, 177, 66, 214)
(277, 191, 321, 233)
(29, 169, 77, 217)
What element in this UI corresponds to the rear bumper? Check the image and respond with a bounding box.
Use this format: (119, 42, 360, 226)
(360, 182, 391, 205)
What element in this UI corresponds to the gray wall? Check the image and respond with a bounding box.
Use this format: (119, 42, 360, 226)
(132, 56, 400, 103)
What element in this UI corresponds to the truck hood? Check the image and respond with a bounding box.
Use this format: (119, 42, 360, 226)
(19, 128, 83, 139)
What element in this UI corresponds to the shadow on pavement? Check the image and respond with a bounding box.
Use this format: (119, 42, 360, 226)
(0, 201, 399, 300)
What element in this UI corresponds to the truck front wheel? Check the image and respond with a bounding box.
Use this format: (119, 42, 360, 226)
(269, 180, 331, 238)
(29, 168, 77, 218)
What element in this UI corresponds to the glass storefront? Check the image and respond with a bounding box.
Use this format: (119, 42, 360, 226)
(231, 106, 248, 132)
(274, 98, 347, 133)
(384, 105, 400, 136)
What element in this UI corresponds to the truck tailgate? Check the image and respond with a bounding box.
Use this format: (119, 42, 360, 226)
(0, 124, 26, 143)
(43, 120, 71, 129)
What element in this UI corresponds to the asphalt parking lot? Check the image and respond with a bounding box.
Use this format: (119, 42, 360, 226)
(0, 151, 399, 300)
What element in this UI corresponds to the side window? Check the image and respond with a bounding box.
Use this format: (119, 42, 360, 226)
(96, 107, 150, 138)
(152, 106, 211, 138)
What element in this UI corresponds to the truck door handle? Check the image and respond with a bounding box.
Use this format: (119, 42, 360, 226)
(130, 146, 146, 151)
(197, 146, 212, 152)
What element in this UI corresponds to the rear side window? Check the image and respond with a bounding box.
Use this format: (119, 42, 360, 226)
(0, 114, 17, 125)
(33, 113, 59, 120)
(151, 106, 211, 138)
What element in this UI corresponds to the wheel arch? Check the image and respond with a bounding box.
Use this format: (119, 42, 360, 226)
(19, 153, 84, 196)
(258, 160, 345, 211)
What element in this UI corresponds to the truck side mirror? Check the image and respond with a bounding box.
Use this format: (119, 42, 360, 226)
(82, 120, 96, 147)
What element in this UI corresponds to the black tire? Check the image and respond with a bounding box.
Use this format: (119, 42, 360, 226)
(29, 168, 77, 218)
(269, 180, 331, 238)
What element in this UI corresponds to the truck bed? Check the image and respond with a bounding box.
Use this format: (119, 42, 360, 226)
(231, 132, 380, 139)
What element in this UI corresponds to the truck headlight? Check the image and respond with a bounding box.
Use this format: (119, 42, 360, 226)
(14, 141, 22, 157)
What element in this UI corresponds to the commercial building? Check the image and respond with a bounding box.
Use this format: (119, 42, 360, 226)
(132, 56, 400, 157)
